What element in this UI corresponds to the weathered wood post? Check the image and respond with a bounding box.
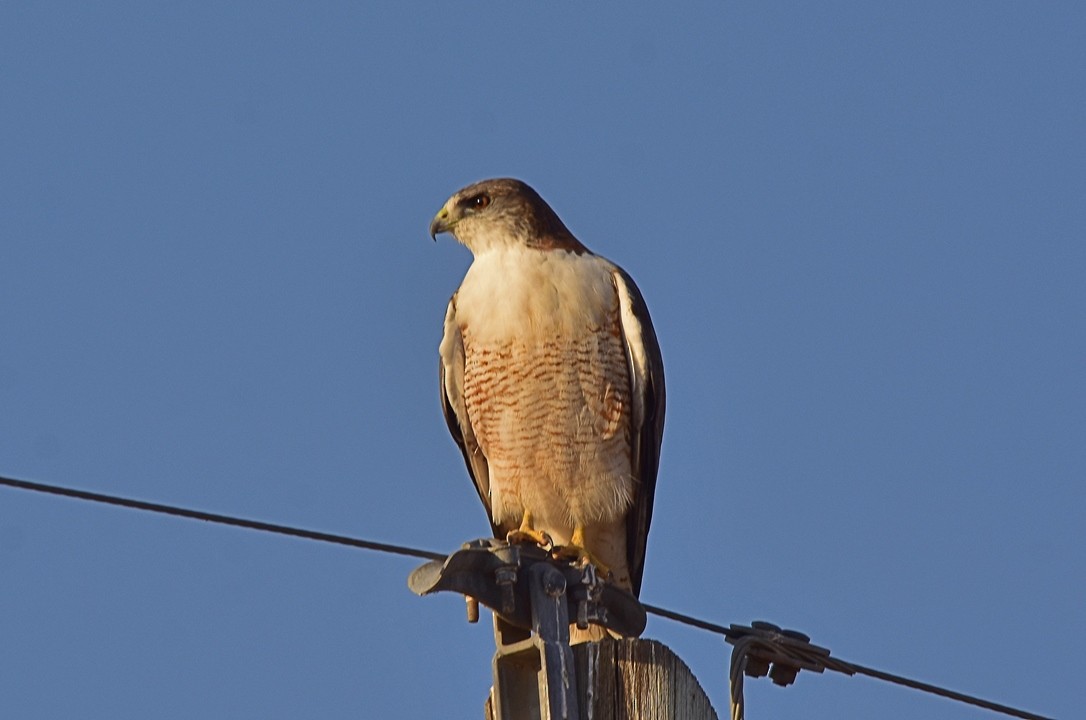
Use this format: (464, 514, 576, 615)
(484, 637, 717, 720)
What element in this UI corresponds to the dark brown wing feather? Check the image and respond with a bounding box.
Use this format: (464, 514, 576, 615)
(613, 268, 666, 598)
(438, 294, 506, 537)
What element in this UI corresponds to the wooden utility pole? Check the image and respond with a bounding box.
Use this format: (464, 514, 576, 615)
(484, 638, 717, 720)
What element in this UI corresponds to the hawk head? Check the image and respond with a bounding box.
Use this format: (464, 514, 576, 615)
(429, 178, 587, 255)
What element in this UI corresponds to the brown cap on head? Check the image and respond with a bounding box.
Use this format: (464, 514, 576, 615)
(429, 178, 588, 255)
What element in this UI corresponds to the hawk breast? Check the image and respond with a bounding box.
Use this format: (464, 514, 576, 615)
(454, 247, 635, 533)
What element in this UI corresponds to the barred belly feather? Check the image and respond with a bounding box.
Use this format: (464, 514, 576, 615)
(455, 247, 635, 546)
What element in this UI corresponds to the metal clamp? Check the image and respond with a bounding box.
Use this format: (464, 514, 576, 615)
(408, 538, 647, 720)
(407, 538, 646, 638)
(725, 621, 855, 720)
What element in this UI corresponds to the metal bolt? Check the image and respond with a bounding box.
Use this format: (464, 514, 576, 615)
(745, 657, 770, 678)
(576, 598, 590, 630)
(770, 663, 800, 687)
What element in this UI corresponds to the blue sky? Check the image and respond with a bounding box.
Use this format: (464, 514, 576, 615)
(1, 3, 1082, 718)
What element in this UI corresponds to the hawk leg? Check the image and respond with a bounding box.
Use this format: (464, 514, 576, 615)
(506, 510, 553, 549)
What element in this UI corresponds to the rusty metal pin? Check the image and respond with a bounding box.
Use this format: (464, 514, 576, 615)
(465, 596, 479, 623)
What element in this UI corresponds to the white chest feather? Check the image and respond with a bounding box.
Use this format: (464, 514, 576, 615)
(455, 246, 619, 342)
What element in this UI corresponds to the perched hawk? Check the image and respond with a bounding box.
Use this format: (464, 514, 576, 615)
(431, 178, 665, 603)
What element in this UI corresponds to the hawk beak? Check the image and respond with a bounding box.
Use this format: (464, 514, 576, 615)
(429, 208, 452, 241)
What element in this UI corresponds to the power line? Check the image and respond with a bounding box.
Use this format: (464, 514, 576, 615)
(845, 661, 1053, 720)
(642, 601, 734, 637)
(0, 474, 443, 562)
(716, 621, 1056, 720)
(0, 474, 1056, 720)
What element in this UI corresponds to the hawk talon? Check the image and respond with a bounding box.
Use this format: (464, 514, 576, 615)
(506, 528, 554, 550)
(506, 512, 553, 550)
(552, 543, 612, 581)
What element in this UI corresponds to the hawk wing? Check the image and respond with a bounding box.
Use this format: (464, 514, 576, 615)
(611, 266, 666, 598)
(439, 293, 504, 537)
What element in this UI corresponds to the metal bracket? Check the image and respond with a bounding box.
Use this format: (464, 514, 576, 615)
(725, 621, 855, 720)
(407, 538, 646, 638)
(408, 538, 647, 720)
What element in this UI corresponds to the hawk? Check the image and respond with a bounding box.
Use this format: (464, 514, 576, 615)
(431, 178, 665, 605)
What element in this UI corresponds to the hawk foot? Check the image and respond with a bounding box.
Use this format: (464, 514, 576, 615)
(506, 528, 553, 549)
(505, 511, 553, 550)
(551, 525, 613, 580)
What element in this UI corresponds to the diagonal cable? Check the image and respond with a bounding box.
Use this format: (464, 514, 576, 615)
(0, 474, 443, 561)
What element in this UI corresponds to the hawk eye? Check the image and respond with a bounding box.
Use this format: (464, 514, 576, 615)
(468, 193, 491, 210)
